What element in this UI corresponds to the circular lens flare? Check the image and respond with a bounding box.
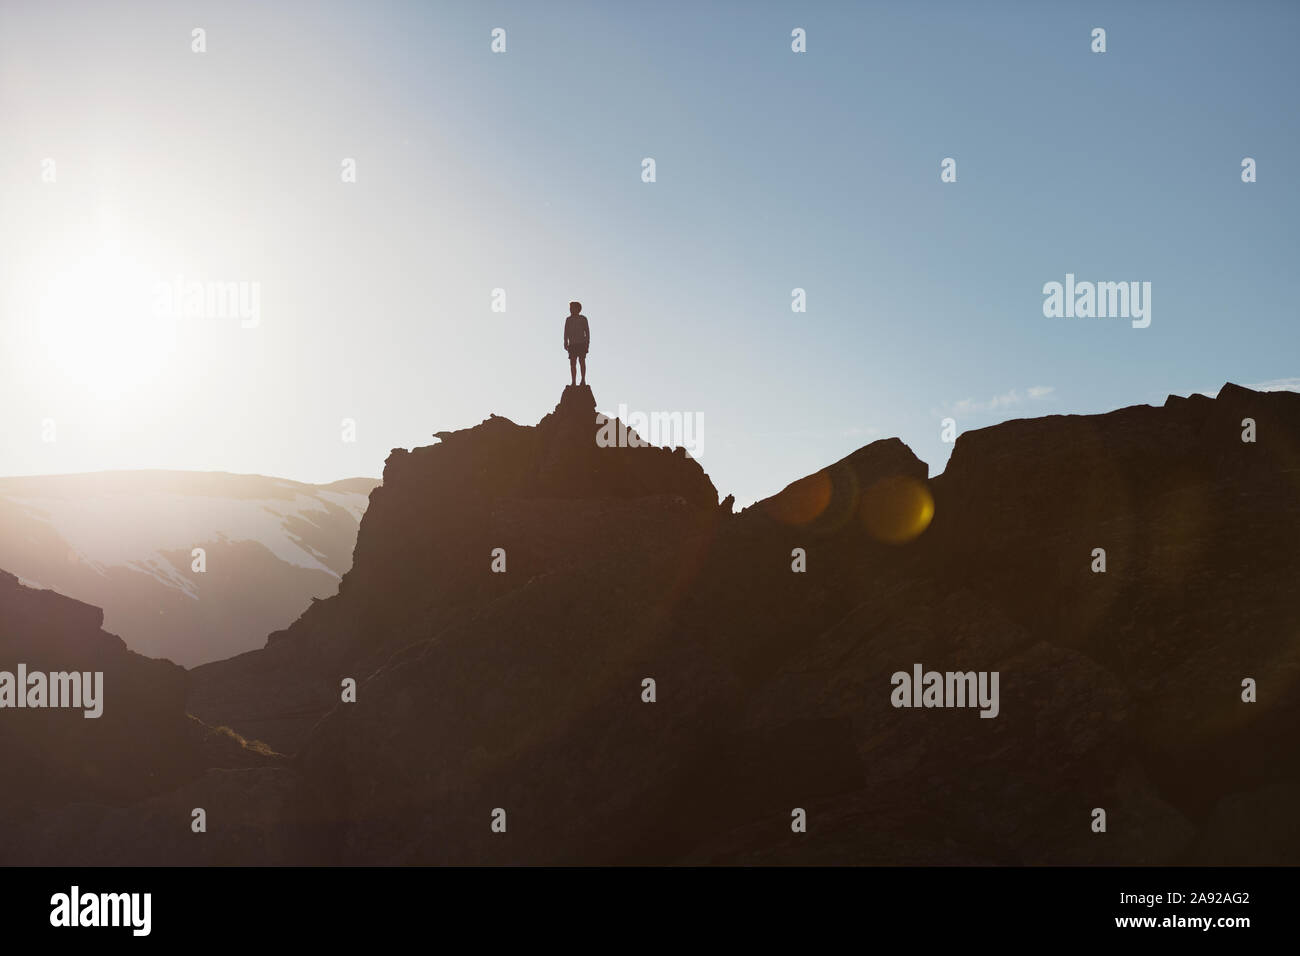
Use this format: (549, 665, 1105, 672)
(860, 476, 934, 544)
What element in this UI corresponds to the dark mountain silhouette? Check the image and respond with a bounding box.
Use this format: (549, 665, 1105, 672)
(3, 382, 1299, 865)
(0, 569, 283, 865)
(187, 385, 716, 750)
(0, 471, 378, 666)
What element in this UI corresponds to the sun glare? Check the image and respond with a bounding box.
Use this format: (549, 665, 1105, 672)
(28, 238, 177, 402)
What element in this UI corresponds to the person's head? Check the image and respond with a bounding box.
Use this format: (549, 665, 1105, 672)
(569, 301, 582, 315)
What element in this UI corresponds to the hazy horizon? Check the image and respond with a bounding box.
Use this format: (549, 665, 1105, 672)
(0, 374, 1294, 495)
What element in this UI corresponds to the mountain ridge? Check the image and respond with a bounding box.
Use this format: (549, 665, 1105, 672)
(3, 381, 1298, 864)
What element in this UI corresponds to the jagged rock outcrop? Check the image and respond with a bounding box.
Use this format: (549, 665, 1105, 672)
(189, 385, 717, 752)
(6, 383, 1300, 865)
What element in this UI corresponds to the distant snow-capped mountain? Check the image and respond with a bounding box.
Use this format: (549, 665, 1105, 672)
(0, 471, 379, 666)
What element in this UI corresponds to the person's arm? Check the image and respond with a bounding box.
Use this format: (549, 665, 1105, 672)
(563, 319, 570, 350)
(582, 316, 590, 348)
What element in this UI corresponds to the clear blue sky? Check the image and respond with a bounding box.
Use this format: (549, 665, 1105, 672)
(2, 0, 1296, 506)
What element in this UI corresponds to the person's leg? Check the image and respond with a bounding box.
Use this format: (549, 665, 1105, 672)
(578, 354, 586, 385)
(569, 352, 577, 386)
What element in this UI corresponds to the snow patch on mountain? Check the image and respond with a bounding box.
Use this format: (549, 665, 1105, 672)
(6, 490, 370, 597)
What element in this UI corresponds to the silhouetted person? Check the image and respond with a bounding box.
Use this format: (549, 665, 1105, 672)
(564, 301, 589, 386)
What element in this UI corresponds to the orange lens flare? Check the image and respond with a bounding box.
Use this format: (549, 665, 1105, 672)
(760, 469, 834, 526)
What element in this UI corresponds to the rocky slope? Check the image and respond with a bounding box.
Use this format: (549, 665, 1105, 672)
(4, 382, 1299, 865)
(0, 569, 282, 864)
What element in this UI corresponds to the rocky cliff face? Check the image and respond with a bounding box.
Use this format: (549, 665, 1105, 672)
(187, 385, 717, 752)
(5, 383, 1299, 864)
(922, 383, 1300, 832)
